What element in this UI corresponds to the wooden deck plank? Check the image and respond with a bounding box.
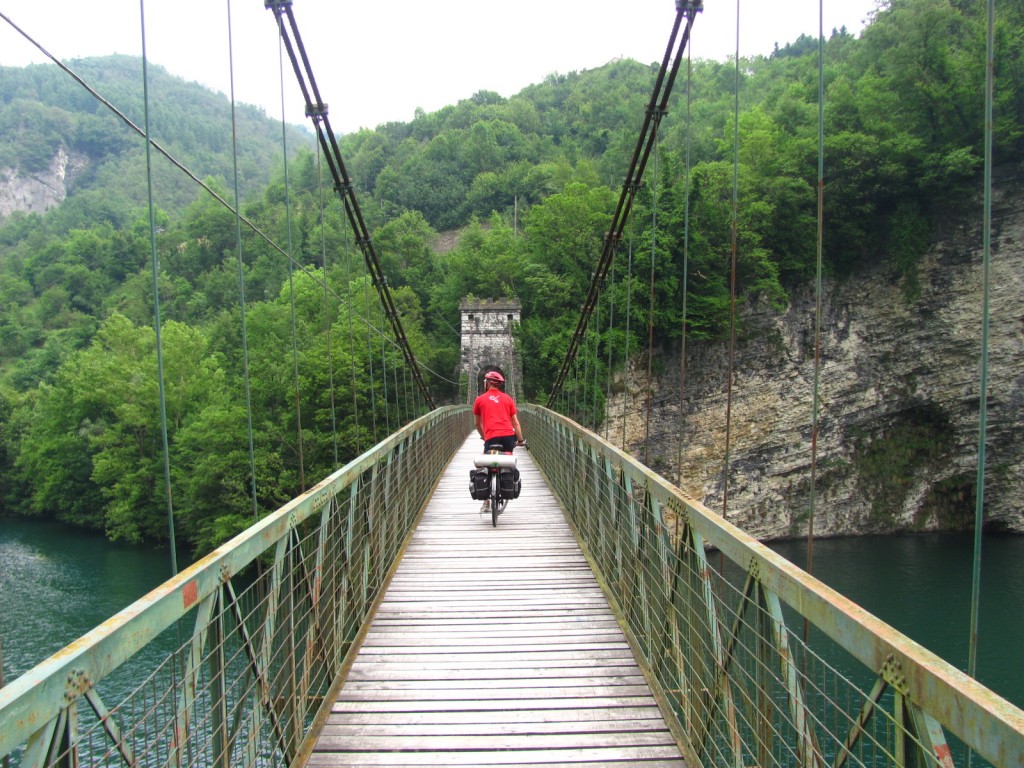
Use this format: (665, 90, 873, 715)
(343, 649, 640, 665)
(363, 624, 625, 635)
(315, 732, 679, 751)
(345, 669, 646, 683)
(339, 679, 651, 692)
(324, 707, 668, 727)
(306, 748, 686, 766)
(330, 696, 660, 714)
(351, 650, 639, 666)
(304, 437, 686, 767)
(360, 633, 629, 645)
(368, 618, 623, 629)
(320, 719, 670, 737)
(335, 685, 659, 701)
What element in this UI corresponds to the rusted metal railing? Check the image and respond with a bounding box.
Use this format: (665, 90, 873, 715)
(0, 406, 472, 768)
(520, 404, 1024, 768)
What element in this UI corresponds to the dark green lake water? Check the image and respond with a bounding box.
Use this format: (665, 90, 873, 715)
(0, 517, 181, 682)
(768, 532, 1024, 709)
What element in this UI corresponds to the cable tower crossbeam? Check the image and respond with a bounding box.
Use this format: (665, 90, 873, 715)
(546, 0, 702, 407)
(266, 0, 435, 410)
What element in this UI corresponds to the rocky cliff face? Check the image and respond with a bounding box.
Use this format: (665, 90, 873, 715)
(606, 166, 1023, 539)
(0, 147, 88, 218)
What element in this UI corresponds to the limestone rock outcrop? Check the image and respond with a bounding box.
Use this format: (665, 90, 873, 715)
(606, 167, 1023, 539)
(0, 147, 87, 218)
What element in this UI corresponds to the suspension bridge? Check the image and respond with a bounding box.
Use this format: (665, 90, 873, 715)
(1, 1, 1022, 767)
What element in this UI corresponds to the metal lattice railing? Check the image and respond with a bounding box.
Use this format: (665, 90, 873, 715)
(519, 404, 1024, 768)
(0, 406, 472, 768)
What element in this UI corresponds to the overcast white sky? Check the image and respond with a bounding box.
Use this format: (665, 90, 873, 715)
(1, 1, 880, 135)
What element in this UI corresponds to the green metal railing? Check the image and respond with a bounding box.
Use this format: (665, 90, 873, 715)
(0, 406, 472, 768)
(520, 404, 1024, 768)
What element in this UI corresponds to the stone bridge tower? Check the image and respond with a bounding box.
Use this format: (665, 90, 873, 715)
(460, 297, 522, 403)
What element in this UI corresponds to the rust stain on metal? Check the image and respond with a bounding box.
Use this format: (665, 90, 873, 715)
(182, 580, 198, 610)
(934, 742, 954, 768)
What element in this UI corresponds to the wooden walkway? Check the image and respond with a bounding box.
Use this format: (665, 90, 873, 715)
(306, 437, 687, 767)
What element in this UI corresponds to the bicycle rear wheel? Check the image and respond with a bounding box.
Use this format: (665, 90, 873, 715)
(490, 473, 499, 527)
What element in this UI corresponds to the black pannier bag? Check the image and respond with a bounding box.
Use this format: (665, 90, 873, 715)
(499, 467, 521, 499)
(468, 468, 489, 500)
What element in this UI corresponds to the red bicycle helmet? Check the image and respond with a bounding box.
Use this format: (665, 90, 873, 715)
(483, 371, 505, 384)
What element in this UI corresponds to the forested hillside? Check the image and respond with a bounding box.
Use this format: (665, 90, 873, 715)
(0, 0, 1019, 553)
(0, 55, 314, 216)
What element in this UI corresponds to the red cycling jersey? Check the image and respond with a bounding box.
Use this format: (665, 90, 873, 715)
(472, 389, 518, 441)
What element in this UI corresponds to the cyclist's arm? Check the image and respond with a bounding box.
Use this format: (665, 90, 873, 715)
(475, 413, 485, 439)
(511, 413, 524, 444)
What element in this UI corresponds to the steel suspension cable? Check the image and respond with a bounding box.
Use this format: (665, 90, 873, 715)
(364, 273, 379, 444)
(604, 260, 616, 442)
(585, 309, 593, 423)
(592, 287, 602, 431)
(569, 360, 576, 420)
(381, 325, 391, 436)
(547, 0, 702, 406)
(808, 0, 827, 590)
(967, 0, 996, 696)
(403, 367, 412, 423)
(802, 0, 828, 648)
(400, 367, 409, 425)
(572, 364, 581, 422)
(508, 317, 519, 402)
(227, 0, 260, 521)
(138, 0, 177, 577)
(278, 31, 306, 491)
(676, 48, 693, 492)
(621, 240, 634, 449)
(315, 148, 340, 466)
(265, 0, 435, 409)
(723, 0, 741, 523)
(392, 351, 401, 427)
(644, 136, 660, 466)
(343, 215, 361, 455)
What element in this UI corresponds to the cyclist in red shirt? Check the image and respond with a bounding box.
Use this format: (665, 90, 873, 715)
(473, 371, 524, 453)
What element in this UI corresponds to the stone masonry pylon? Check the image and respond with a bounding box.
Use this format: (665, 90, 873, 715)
(460, 297, 522, 403)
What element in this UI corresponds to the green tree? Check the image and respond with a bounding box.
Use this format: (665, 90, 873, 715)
(522, 182, 615, 305)
(374, 211, 438, 306)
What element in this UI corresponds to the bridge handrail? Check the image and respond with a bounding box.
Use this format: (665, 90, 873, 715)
(520, 404, 1024, 767)
(0, 405, 472, 766)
